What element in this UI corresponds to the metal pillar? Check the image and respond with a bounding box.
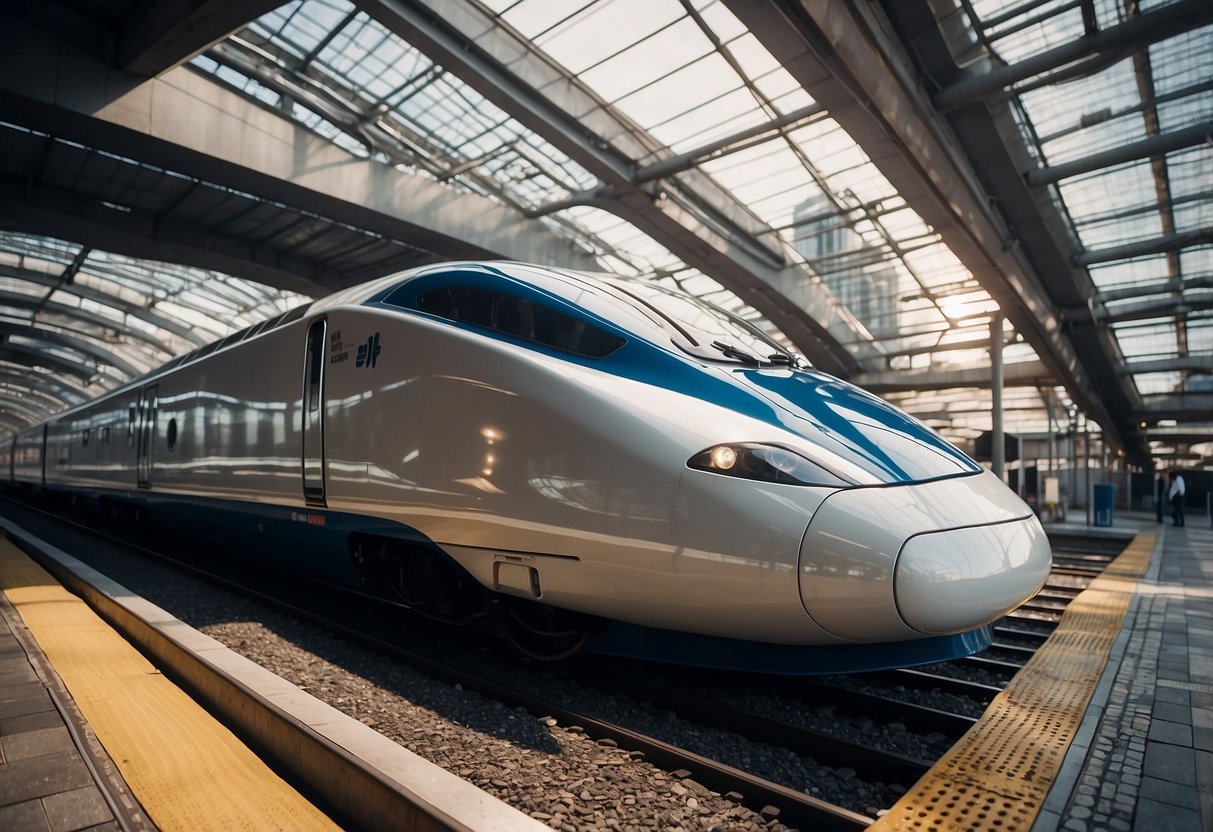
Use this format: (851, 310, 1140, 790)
(1084, 417, 1093, 526)
(991, 312, 1005, 481)
(1070, 409, 1079, 511)
(1045, 392, 1058, 485)
(1018, 434, 1025, 496)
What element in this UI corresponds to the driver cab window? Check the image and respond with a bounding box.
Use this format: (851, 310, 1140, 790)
(411, 285, 624, 359)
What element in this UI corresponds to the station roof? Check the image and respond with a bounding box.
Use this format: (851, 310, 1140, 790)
(0, 0, 1209, 465)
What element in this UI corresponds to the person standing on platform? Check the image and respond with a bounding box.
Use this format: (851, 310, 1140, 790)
(1168, 469, 1186, 527)
(1155, 471, 1166, 524)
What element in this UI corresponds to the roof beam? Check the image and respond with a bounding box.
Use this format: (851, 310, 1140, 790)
(0, 263, 210, 347)
(1097, 274, 1213, 303)
(1026, 121, 1213, 187)
(855, 360, 1054, 392)
(0, 342, 95, 381)
(0, 322, 142, 379)
(1137, 394, 1213, 420)
(0, 290, 176, 356)
(1076, 228, 1213, 267)
(0, 397, 53, 427)
(119, 0, 282, 77)
(0, 368, 89, 407)
(633, 104, 827, 183)
(1119, 355, 1213, 375)
(0, 376, 72, 414)
(1097, 295, 1213, 325)
(934, 0, 1213, 110)
(1135, 425, 1213, 444)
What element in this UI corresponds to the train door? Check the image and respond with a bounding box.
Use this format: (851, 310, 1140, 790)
(302, 318, 327, 505)
(137, 384, 158, 488)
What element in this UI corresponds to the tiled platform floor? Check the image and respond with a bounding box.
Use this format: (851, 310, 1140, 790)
(0, 589, 148, 832)
(1036, 520, 1212, 832)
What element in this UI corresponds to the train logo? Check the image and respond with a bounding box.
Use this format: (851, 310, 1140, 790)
(356, 332, 381, 369)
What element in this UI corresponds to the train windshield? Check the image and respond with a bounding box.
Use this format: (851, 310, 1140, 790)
(598, 278, 803, 368)
(487, 264, 803, 368)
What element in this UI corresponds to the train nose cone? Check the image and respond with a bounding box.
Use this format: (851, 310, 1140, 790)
(798, 470, 1051, 641)
(894, 517, 1051, 635)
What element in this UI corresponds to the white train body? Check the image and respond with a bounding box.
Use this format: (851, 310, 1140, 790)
(5, 262, 1051, 672)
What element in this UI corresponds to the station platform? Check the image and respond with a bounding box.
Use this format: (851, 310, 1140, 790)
(872, 513, 1211, 832)
(1, 588, 144, 832)
(1037, 519, 1212, 832)
(0, 532, 341, 831)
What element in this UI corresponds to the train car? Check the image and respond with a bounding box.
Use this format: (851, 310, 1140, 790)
(4, 261, 1051, 674)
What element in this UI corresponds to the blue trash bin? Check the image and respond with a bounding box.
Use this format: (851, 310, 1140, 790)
(1093, 484, 1114, 527)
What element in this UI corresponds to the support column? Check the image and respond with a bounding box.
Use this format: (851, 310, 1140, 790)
(1018, 434, 1025, 496)
(1045, 391, 1057, 481)
(1084, 417, 1093, 526)
(991, 312, 1005, 481)
(1070, 409, 1079, 511)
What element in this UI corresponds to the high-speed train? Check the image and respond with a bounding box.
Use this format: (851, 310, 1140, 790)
(3, 261, 1051, 674)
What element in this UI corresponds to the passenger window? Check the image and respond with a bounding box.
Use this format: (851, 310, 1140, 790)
(414, 285, 624, 358)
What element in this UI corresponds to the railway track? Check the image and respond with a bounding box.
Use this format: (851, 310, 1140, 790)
(1, 497, 872, 829)
(0, 496, 1127, 830)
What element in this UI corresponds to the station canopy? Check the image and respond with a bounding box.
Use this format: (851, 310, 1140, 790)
(2, 0, 1209, 464)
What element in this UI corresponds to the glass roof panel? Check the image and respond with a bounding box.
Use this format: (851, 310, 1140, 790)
(1112, 318, 1179, 359)
(1169, 147, 1213, 206)
(1020, 61, 1139, 146)
(981, 2, 1087, 60)
(1133, 372, 1184, 396)
(611, 54, 740, 125)
(727, 32, 783, 79)
(577, 19, 710, 102)
(509, 0, 682, 51)
(1058, 161, 1158, 227)
(1150, 27, 1213, 98)
(1180, 245, 1212, 276)
(1044, 112, 1147, 164)
(651, 87, 769, 151)
(1089, 256, 1171, 291)
(0, 230, 312, 424)
(1188, 318, 1212, 353)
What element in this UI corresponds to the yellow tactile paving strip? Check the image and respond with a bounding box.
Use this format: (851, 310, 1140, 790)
(870, 532, 1156, 832)
(0, 535, 339, 832)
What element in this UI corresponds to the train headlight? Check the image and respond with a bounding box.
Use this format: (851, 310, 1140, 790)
(710, 445, 737, 470)
(689, 443, 850, 487)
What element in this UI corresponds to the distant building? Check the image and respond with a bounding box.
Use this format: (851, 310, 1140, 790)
(792, 194, 899, 337)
